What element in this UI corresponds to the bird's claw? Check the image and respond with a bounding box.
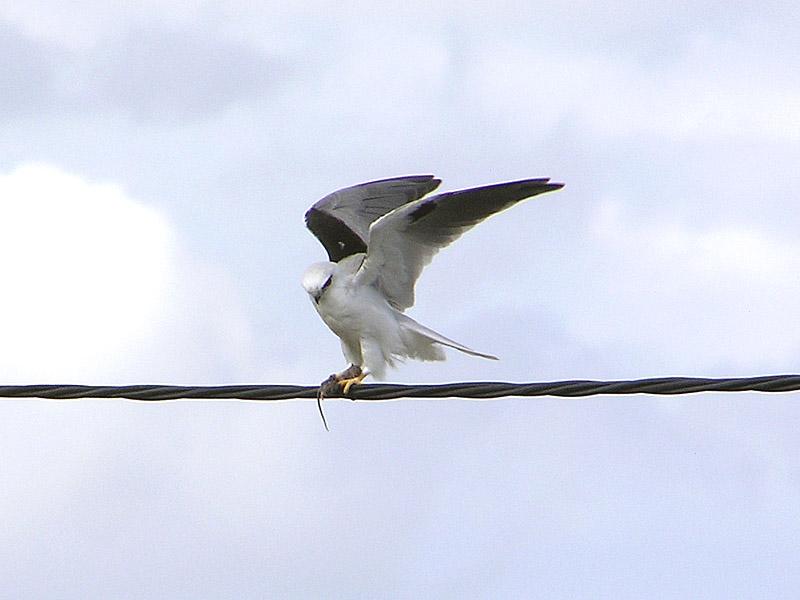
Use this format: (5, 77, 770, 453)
(338, 373, 367, 396)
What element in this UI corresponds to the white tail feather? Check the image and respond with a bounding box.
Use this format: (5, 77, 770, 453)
(396, 313, 498, 361)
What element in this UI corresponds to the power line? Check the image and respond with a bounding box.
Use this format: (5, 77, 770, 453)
(2, 375, 799, 402)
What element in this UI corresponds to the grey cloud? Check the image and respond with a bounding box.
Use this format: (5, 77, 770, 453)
(0, 22, 286, 123)
(87, 28, 286, 122)
(0, 23, 57, 116)
(4, 4, 800, 598)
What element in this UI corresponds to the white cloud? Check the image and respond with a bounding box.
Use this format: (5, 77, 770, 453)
(2, 4, 800, 598)
(0, 0, 209, 49)
(0, 164, 172, 380)
(467, 36, 800, 142)
(0, 164, 253, 383)
(576, 199, 800, 372)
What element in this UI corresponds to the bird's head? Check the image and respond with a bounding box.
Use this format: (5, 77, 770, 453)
(302, 261, 336, 304)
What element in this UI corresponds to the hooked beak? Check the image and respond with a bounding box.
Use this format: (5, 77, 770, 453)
(314, 274, 333, 304)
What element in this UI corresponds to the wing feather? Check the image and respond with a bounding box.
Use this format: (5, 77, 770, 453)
(305, 175, 441, 262)
(356, 178, 564, 310)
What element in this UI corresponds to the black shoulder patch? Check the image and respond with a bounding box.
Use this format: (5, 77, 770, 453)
(305, 208, 368, 262)
(408, 200, 436, 223)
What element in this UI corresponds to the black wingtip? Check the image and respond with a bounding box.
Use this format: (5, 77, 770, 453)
(518, 178, 565, 196)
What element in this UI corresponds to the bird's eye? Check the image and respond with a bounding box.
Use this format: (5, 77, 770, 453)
(321, 275, 332, 292)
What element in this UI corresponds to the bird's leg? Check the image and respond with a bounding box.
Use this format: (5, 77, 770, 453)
(316, 365, 360, 399)
(339, 371, 367, 395)
(332, 364, 367, 396)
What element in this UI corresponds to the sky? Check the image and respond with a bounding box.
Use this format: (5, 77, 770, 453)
(1, 1, 799, 597)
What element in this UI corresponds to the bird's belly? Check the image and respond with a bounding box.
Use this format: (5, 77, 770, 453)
(317, 286, 392, 340)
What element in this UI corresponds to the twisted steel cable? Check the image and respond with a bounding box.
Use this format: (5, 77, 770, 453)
(2, 375, 799, 402)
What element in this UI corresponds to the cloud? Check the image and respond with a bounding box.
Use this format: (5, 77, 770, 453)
(0, 0, 209, 49)
(0, 18, 284, 123)
(0, 164, 253, 383)
(2, 4, 800, 598)
(467, 40, 800, 143)
(573, 199, 800, 373)
(0, 22, 57, 116)
(85, 28, 285, 122)
(0, 164, 171, 380)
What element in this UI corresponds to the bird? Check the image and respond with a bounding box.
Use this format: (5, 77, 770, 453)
(302, 174, 564, 428)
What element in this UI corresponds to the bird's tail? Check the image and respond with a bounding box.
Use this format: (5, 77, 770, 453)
(395, 313, 498, 361)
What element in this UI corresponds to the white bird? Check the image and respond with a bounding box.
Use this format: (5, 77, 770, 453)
(303, 175, 563, 426)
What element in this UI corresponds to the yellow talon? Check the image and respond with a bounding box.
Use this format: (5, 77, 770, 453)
(339, 372, 367, 394)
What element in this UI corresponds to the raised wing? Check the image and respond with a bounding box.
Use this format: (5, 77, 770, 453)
(356, 178, 564, 310)
(305, 175, 441, 262)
